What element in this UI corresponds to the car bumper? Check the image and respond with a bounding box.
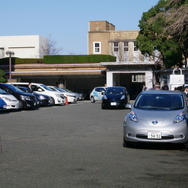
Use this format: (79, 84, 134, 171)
(102, 100, 127, 108)
(24, 100, 38, 109)
(67, 96, 77, 103)
(123, 120, 188, 144)
(5, 102, 20, 110)
(54, 97, 64, 105)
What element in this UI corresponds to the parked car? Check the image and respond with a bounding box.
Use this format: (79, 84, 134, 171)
(64, 88, 84, 100)
(123, 90, 188, 148)
(0, 98, 7, 111)
(9, 82, 65, 105)
(0, 88, 20, 110)
(48, 86, 77, 103)
(0, 83, 38, 110)
(90, 87, 106, 103)
(101, 86, 129, 109)
(17, 86, 52, 107)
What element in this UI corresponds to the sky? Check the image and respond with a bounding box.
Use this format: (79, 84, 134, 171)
(1, 0, 159, 55)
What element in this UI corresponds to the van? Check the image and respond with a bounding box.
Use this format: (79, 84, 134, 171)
(9, 82, 65, 105)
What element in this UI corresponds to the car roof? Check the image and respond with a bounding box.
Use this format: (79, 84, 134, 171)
(140, 90, 183, 95)
(8, 82, 43, 85)
(106, 86, 126, 89)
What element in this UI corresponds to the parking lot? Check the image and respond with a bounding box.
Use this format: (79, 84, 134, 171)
(0, 101, 188, 188)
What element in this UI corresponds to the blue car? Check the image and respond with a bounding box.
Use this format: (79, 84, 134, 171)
(0, 98, 7, 111)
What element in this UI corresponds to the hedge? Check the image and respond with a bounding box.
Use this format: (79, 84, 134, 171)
(0, 55, 116, 65)
(0, 58, 44, 65)
(44, 55, 116, 64)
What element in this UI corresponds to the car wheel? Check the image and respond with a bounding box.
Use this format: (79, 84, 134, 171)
(19, 100, 24, 110)
(90, 96, 95, 103)
(49, 97, 55, 105)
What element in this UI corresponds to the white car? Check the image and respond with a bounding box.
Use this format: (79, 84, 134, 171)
(9, 82, 65, 105)
(0, 88, 20, 110)
(90, 87, 106, 103)
(48, 86, 77, 103)
(64, 88, 84, 100)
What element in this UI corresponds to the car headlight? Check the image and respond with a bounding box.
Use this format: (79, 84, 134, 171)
(39, 95, 45, 100)
(128, 111, 138, 122)
(2, 97, 12, 102)
(103, 95, 107, 100)
(120, 95, 125, 100)
(21, 95, 31, 101)
(173, 112, 186, 123)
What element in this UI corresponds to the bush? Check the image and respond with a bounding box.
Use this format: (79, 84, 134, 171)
(44, 55, 116, 64)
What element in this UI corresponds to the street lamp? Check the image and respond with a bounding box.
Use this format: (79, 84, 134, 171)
(6, 51, 15, 80)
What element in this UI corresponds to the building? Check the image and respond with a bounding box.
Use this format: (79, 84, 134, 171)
(0, 21, 156, 99)
(88, 20, 145, 62)
(0, 35, 48, 59)
(88, 21, 155, 95)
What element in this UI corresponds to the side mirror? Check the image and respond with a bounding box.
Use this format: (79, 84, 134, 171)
(38, 88, 42, 92)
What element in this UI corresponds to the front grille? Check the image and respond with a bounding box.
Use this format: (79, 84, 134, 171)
(30, 96, 37, 102)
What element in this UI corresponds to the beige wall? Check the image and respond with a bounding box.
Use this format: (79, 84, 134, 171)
(89, 21, 115, 31)
(88, 21, 141, 61)
(88, 32, 111, 55)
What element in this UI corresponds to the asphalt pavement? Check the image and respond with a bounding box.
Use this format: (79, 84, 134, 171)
(0, 101, 188, 188)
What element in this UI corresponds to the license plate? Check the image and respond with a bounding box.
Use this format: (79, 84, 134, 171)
(111, 102, 117, 106)
(148, 132, 162, 139)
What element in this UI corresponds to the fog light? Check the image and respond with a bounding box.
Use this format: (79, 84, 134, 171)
(180, 134, 184, 138)
(127, 133, 132, 137)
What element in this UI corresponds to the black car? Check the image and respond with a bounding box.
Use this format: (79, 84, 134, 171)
(17, 86, 52, 107)
(101, 86, 129, 109)
(0, 83, 38, 110)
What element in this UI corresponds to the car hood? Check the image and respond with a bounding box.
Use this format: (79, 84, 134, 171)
(132, 108, 185, 126)
(0, 93, 18, 101)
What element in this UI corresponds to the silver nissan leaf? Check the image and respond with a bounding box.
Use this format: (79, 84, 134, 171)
(123, 90, 188, 148)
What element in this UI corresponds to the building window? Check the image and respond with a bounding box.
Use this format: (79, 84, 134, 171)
(114, 42, 119, 52)
(93, 42, 101, 54)
(134, 41, 138, 51)
(124, 42, 129, 51)
(132, 74, 145, 82)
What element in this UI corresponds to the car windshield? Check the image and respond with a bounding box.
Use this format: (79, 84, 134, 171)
(106, 88, 125, 95)
(6, 84, 25, 93)
(52, 87, 65, 92)
(41, 85, 54, 91)
(0, 88, 8, 94)
(134, 94, 184, 110)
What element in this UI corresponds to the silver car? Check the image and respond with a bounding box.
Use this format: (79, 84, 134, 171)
(123, 90, 188, 148)
(0, 88, 20, 110)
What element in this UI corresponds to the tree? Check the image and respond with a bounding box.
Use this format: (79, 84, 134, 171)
(0, 69, 7, 83)
(136, 0, 188, 68)
(41, 35, 63, 56)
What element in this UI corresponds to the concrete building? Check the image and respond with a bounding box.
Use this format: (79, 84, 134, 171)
(0, 35, 48, 58)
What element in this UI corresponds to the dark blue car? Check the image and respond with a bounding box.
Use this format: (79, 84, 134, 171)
(101, 86, 129, 109)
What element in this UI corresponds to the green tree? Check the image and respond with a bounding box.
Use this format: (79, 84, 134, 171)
(0, 69, 7, 83)
(137, 0, 188, 68)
